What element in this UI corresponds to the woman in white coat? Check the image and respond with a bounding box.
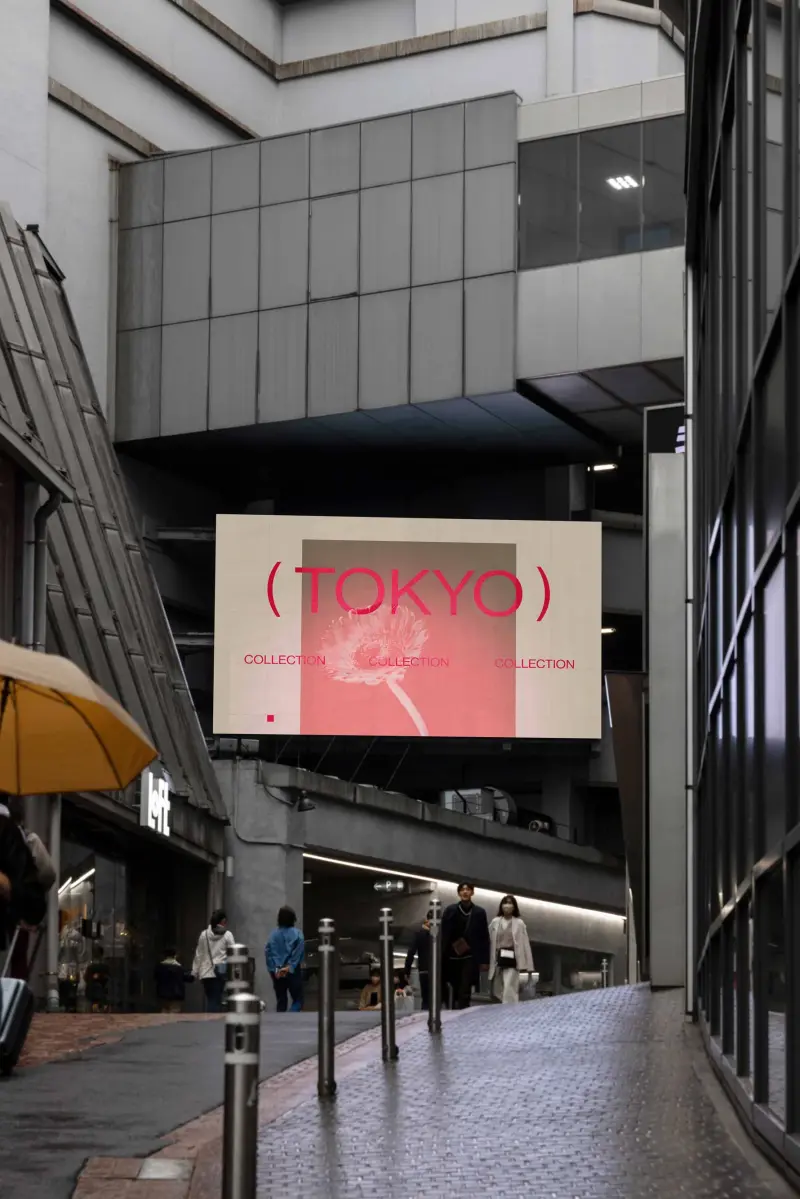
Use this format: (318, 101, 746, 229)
(191, 908, 235, 1012)
(488, 895, 534, 1004)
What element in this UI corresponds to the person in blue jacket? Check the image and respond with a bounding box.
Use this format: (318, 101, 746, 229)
(265, 906, 305, 1012)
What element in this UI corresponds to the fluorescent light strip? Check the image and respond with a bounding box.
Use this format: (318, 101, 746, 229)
(70, 868, 95, 889)
(591, 463, 617, 473)
(601, 627, 616, 635)
(57, 877, 73, 896)
(302, 853, 624, 925)
(607, 175, 640, 190)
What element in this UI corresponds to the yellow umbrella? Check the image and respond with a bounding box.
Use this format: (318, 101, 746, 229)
(0, 639, 157, 795)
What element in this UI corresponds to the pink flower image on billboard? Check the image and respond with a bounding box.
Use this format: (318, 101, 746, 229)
(213, 515, 602, 740)
(298, 540, 518, 737)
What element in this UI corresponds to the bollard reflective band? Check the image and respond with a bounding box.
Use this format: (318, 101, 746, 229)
(224, 1052, 259, 1065)
(226, 1012, 261, 1024)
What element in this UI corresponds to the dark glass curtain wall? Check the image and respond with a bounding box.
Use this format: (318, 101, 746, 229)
(689, 0, 800, 1177)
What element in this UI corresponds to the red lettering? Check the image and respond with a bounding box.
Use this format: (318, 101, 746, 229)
(295, 566, 335, 613)
(473, 571, 523, 617)
(432, 569, 474, 615)
(391, 569, 430, 615)
(335, 567, 385, 615)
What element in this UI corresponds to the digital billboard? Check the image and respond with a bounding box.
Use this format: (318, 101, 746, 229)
(213, 515, 601, 739)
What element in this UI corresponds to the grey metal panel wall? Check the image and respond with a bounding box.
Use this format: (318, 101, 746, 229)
(0, 205, 224, 821)
(647, 453, 686, 988)
(116, 94, 519, 441)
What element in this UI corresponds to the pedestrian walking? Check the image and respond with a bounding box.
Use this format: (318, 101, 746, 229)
(5, 796, 53, 980)
(154, 947, 190, 1013)
(488, 894, 535, 1004)
(191, 908, 235, 1012)
(441, 882, 490, 1009)
(404, 910, 433, 1010)
(0, 795, 46, 958)
(265, 905, 305, 1012)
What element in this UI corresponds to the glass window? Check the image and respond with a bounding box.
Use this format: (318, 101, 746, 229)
(518, 135, 578, 269)
(758, 340, 786, 555)
(742, 619, 756, 873)
(763, 562, 786, 852)
(763, 868, 786, 1124)
(579, 123, 643, 260)
(764, 1, 784, 321)
(642, 117, 685, 250)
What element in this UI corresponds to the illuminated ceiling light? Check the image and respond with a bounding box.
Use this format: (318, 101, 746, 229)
(607, 175, 640, 190)
(590, 463, 618, 473)
(601, 627, 617, 635)
(57, 877, 73, 896)
(302, 853, 625, 924)
(70, 872, 95, 892)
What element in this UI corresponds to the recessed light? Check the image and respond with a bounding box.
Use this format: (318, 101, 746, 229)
(607, 175, 640, 190)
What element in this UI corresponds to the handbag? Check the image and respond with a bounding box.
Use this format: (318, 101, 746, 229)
(207, 932, 227, 979)
(497, 947, 517, 970)
(451, 908, 473, 956)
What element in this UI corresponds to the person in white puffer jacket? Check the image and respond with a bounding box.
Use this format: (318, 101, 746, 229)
(192, 908, 235, 1011)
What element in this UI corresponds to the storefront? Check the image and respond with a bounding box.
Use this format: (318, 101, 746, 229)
(55, 785, 221, 1013)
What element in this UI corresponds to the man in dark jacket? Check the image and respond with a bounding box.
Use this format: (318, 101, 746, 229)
(404, 912, 433, 1010)
(441, 882, 490, 1010)
(0, 796, 47, 955)
(154, 948, 189, 1013)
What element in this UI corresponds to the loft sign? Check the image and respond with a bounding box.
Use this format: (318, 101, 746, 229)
(140, 766, 171, 838)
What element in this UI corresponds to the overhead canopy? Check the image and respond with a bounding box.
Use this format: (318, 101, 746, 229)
(0, 201, 224, 820)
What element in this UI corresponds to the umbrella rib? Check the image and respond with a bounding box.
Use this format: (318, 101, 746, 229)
(51, 688, 128, 792)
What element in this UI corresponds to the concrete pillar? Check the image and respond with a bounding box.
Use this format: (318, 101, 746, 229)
(0, 0, 49, 226)
(647, 454, 686, 987)
(546, 0, 575, 97)
(541, 762, 582, 843)
(215, 760, 305, 1006)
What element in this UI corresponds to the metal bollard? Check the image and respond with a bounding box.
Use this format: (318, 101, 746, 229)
(601, 958, 609, 988)
(226, 943, 254, 1006)
(379, 907, 399, 1062)
(317, 917, 337, 1098)
(222, 991, 261, 1199)
(428, 898, 442, 1034)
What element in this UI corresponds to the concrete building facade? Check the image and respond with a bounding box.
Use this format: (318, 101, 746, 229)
(0, 0, 688, 1005)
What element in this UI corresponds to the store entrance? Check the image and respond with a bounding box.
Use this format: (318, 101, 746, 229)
(58, 800, 209, 1012)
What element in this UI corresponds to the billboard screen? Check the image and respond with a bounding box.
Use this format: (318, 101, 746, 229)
(214, 515, 601, 739)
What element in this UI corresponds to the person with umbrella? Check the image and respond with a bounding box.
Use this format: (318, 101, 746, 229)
(0, 794, 46, 956)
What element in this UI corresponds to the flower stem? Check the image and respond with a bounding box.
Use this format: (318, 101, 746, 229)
(386, 679, 428, 736)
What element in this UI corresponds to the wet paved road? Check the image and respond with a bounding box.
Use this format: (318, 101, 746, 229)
(256, 987, 790, 1198)
(0, 1011, 380, 1199)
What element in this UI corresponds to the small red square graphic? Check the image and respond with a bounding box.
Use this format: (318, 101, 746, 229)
(265, 714, 275, 723)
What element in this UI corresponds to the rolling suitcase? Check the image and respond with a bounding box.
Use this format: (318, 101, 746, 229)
(0, 926, 43, 1076)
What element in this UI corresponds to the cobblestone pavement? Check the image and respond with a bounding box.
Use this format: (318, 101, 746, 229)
(255, 987, 788, 1198)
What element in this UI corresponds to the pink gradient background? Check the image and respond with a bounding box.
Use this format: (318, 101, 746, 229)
(299, 540, 516, 737)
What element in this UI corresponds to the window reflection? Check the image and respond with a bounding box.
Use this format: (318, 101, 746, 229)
(580, 124, 642, 260)
(764, 869, 785, 1123)
(518, 135, 578, 269)
(642, 116, 685, 249)
(762, 561, 786, 851)
(518, 117, 686, 270)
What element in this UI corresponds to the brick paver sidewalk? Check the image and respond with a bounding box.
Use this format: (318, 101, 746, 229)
(21, 1012, 222, 1068)
(253, 987, 790, 1198)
